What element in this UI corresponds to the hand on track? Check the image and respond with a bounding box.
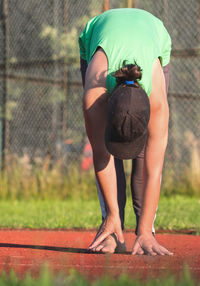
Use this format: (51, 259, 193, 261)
(88, 214, 124, 251)
(132, 233, 173, 256)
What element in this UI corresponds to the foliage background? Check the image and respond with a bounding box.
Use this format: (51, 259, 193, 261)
(0, 0, 199, 197)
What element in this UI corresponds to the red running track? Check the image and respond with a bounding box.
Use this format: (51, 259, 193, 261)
(0, 230, 199, 280)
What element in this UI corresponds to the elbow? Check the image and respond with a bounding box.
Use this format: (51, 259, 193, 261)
(93, 148, 111, 172)
(150, 100, 169, 132)
(151, 99, 169, 116)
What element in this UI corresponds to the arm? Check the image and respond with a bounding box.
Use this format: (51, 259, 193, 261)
(139, 58, 169, 234)
(132, 58, 173, 255)
(83, 49, 124, 246)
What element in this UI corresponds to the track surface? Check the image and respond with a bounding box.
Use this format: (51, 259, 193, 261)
(0, 230, 199, 280)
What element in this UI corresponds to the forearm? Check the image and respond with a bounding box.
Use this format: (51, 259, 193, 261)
(137, 173, 161, 234)
(138, 122, 168, 235)
(94, 155, 119, 216)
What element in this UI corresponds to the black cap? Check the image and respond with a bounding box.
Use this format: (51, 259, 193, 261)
(105, 85, 150, 159)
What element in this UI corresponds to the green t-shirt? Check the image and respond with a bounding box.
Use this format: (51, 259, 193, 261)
(79, 8, 172, 96)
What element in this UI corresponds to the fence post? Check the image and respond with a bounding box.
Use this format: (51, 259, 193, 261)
(63, 0, 68, 143)
(52, 0, 60, 157)
(127, 0, 132, 7)
(1, 0, 8, 170)
(127, 0, 137, 8)
(103, 0, 109, 11)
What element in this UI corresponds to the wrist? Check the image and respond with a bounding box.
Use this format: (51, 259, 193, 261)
(107, 208, 120, 217)
(137, 224, 153, 236)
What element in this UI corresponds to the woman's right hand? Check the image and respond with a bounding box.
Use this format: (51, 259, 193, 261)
(88, 213, 124, 251)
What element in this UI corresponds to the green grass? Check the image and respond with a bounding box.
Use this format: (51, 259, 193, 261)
(0, 265, 199, 286)
(0, 196, 199, 232)
(1, 156, 199, 201)
(0, 162, 97, 201)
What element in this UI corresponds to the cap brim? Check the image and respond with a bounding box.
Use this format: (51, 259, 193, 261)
(105, 128, 147, 160)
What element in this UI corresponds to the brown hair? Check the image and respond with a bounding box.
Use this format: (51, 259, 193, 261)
(114, 61, 142, 88)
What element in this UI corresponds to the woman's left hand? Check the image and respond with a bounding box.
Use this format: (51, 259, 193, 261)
(88, 213, 124, 251)
(132, 233, 173, 256)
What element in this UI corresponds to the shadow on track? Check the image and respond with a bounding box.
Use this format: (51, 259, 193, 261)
(0, 243, 130, 255)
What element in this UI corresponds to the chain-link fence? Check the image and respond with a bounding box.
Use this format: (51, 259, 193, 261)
(0, 0, 200, 182)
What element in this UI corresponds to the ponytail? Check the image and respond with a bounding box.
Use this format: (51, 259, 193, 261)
(114, 61, 142, 88)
